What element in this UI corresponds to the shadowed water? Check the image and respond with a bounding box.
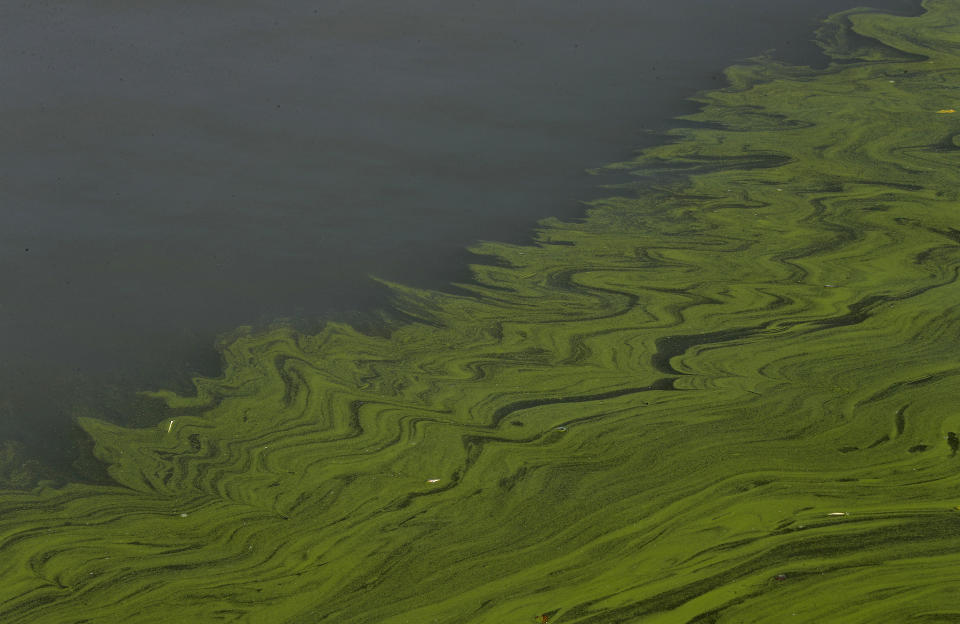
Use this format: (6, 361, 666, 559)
(2, 1, 960, 621)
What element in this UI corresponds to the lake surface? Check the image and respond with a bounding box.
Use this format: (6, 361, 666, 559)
(0, 0, 920, 470)
(8, 1, 960, 622)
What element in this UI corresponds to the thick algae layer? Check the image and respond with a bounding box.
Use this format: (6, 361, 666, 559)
(5, 1, 960, 621)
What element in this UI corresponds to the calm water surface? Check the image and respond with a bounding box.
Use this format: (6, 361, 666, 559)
(0, 0, 919, 468)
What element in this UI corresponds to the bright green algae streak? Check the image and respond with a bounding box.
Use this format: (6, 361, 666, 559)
(6, 2, 960, 622)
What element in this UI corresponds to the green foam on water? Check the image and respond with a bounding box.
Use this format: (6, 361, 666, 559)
(5, 1, 960, 621)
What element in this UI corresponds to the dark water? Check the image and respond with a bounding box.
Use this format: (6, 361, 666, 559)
(0, 0, 920, 468)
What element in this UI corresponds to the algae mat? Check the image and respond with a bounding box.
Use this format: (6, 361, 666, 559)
(5, 1, 960, 621)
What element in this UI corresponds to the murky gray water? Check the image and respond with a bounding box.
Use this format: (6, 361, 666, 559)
(0, 0, 919, 468)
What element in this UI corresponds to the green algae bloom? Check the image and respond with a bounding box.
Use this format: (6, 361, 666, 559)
(5, 1, 960, 621)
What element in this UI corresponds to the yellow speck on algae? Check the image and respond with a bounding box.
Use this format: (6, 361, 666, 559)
(5, 1, 960, 622)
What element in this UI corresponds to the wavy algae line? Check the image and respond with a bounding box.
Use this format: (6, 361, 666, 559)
(5, 1, 960, 622)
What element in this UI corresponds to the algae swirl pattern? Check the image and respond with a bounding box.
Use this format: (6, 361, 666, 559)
(4, 1, 960, 621)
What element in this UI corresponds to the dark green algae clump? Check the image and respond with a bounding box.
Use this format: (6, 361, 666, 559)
(5, 1, 960, 621)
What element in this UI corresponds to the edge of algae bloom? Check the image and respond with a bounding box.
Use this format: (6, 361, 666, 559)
(5, 1, 960, 621)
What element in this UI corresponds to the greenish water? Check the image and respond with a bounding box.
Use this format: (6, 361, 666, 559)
(4, 0, 960, 621)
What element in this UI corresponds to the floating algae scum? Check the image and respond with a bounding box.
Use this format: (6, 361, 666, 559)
(5, 1, 960, 621)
